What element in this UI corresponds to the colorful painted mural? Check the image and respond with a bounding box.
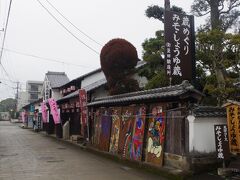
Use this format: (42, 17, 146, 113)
(109, 107, 121, 154)
(127, 106, 146, 161)
(99, 109, 112, 152)
(93, 109, 101, 147)
(118, 106, 135, 158)
(146, 105, 165, 166)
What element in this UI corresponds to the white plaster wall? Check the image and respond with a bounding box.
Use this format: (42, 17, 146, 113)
(17, 91, 28, 111)
(52, 89, 62, 100)
(81, 71, 105, 88)
(188, 115, 227, 153)
(132, 74, 148, 88)
(91, 86, 108, 100)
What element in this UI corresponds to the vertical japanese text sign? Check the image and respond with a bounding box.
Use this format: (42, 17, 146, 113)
(79, 89, 87, 135)
(164, 10, 195, 83)
(214, 125, 230, 160)
(48, 98, 60, 124)
(227, 105, 240, 153)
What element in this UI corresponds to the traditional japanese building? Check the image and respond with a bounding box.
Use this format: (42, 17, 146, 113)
(57, 61, 147, 141)
(87, 81, 227, 171)
(41, 71, 70, 135)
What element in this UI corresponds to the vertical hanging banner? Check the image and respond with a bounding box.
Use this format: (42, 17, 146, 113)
(164, 10, 195, 83)
(226, 105, 240, 153)
(48, 98, 60, 124)
(214, 125, 230, 160)
(79, 89, 87, 136)
(41, 102, 47, 123)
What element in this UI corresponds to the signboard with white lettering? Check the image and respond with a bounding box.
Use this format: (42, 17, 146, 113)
(214, 124, 230, 160)
(164, 10, 195, 83)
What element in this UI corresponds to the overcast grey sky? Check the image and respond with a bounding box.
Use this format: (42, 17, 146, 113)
(0, 0, 205, 100)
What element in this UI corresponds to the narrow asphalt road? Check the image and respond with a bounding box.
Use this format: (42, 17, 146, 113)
(0, 121, 165, 180)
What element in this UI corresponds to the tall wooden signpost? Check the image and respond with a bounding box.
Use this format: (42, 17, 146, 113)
(214, 124, 230, 168)
(164, 10, 196, 85)
(225, 103, 240, 153)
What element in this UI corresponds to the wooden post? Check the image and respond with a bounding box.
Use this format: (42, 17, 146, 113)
(165, 0, 170, 11)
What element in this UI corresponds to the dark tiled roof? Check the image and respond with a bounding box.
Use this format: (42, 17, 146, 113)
(57, 78, 108, 102)
(88, 81, 203, 107)
(59, 60, 146, 88)
(192, 106, 226, 117)
(46, 71, 70, 88)
(60, 68, 102, 88)
(22, 98, 43, 109)
(58, 90, 79, 102)
(83, 78, 107, 92)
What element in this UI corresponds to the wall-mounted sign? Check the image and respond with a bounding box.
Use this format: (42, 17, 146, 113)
(214, 124, 230, 160)
(226, 105, 240, 153)
(70, 86, 76, 91)
(164, 10, 195, 83)
(44, 80, 51, 100)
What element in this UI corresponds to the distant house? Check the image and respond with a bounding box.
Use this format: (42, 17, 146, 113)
(26, 80, 43, 103)
(22, 98, 43, 129)
(41, 71, 70, 135)
(42, 71, 70, 101)
(16, 81, 43, 111)
(17, 91, 28, 111)
(0, 112, 10, 121)
(56, 61, 147, 138)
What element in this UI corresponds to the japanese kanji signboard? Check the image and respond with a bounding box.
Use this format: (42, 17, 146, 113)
(164, 10, 195, 83)
(226, 104, 240, 153)
(214, 125, 230, 160)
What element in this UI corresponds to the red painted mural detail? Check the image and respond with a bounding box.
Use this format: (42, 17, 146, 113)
(128, 106, 146, 161)
(146, 105, 165, 166)
(118, 107, 135, 158)
(99, 109, 112, 152)
(93, 109, 101, 147)
(109, 107, 121, 154)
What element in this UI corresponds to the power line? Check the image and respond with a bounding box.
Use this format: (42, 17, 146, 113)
(4, 47, 18, 81)
(0, 78, 24, 85)
(0, 0, 12, 64)
(44, 0, 102, 47)
(0, 81, 15, 89)
(35, 0, 100, 55)
(0, 63, 15, 83)
(4, 48, 94, 69)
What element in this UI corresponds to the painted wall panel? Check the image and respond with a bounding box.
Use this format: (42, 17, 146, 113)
(128, 106, 146, 161)
(93, 109, 102, 147)
(99, 109, 112, 152)
(118, 106, 135, 158)
(109, 107, 122, 154)
(146, 105, 165, 166)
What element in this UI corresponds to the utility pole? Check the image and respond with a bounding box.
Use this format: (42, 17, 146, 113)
(165, 0, 170, 11)
(165, 0, 171, 85)
(15, 81, 19, 113)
